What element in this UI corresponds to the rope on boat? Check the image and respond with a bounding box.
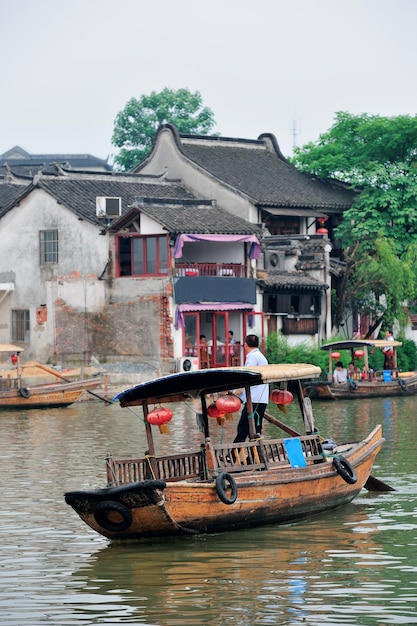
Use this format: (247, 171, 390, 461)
(145, 454, 157, 479)
(247, 408, 262, 431)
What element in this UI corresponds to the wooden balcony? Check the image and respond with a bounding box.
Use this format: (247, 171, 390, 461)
(175, 262, 246, 278)
(282, 316, 319, 335)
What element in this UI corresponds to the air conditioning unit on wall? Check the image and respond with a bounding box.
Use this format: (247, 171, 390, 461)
(264, 250, 286, 271)
(96, 196, 122, 219)
(176, 356, 199, 372)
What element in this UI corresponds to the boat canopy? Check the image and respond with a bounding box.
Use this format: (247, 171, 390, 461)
(321, 339, 402, 351)
(115, 364, 321, 407)
(0, 343, 24, 353)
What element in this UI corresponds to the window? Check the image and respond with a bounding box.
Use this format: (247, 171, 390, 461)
(40, 230, 58, 264)
(264, 293, 320, 315)
(117, 235, 169, 276)
(12, 310, 30, 342)
(265, 217, 300, 236)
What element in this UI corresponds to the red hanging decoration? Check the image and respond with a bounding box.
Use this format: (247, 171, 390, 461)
(271, 388, 294, 414)
(316, 217, 328, 235)
(354, 350, 365, 358)
(271, 389, 294, 405)
(207, 402, 226, 426)
(215, 393, 241, 421)
(11, 354, 18, 365)
(331, 352, 341, 359)
(147, 406, 173, 434)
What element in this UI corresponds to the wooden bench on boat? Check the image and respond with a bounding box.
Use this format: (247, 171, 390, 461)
(105, 433, 325, 486)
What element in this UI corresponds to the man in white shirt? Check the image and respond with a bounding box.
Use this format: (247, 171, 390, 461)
(333, 361, 348, 384)
(233, 334, 269, 442)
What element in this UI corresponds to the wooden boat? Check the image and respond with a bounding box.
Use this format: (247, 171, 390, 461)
(65, 363, 386, 540)
(0, 344, 102, 409)
(304, 339, 417, 400)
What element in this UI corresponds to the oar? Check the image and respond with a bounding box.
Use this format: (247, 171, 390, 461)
(264, 411, 395, 492)
(363, 475, 395, 492)
(25, 361, 113, 405)
(264, 411, 300, 437)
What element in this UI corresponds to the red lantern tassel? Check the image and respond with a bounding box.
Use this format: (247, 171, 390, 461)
(158, 423, 169, 434)
(225, 412, 233, 421)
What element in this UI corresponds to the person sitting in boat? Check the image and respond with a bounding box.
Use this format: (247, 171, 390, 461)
(333, 361, 348, 384)
(233, 334, 269, 441)
(383, 330, 395, 370)
(347, 362, 361, 380)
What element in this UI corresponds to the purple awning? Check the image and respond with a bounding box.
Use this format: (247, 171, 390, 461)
(174, 234, 261, 259)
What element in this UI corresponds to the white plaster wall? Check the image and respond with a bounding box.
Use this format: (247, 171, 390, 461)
(140, 213, 166, 235)
(0, 188, 109, 360)
(139, 128, 258, 223)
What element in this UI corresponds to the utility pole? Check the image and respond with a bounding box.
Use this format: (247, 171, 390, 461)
(290, 118, 301, 150)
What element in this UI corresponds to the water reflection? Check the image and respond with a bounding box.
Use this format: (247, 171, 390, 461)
(1, 395, 417, 625)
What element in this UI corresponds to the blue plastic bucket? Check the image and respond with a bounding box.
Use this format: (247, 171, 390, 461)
(383, 370, 392, 382)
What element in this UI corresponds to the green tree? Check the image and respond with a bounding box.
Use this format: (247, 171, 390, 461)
(112, 88, 216, 171)
(291, 112, 417, 329)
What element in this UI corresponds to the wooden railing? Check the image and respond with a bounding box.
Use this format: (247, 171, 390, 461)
(209, 434, 324, 472)
(106, 435, 324, 485)
(282, 316, 319, 335)
(175, 262, 246, 278)
(106, 449, 208, 486)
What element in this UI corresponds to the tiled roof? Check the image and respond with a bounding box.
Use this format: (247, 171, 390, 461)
(38, 177, 198, 225)
(134, 200, 261, 235)
(169, 127, 355, 211)
(257, 270, 328, 291)
(0, 146, 112, 173)
(0, 175, 195, 223)
(0, 174, 259, 235)
(0, 182, 27, 211)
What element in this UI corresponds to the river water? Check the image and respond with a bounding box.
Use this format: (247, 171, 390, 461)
(1, 391, 417, 625)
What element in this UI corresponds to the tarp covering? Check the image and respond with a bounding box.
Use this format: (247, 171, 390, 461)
(115, 363, 322, 407)
(178, 302, 253, 313)
(174, 276, 257, 305)
(174, 234, 261, 259)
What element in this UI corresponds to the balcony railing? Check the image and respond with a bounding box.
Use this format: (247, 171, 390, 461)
(282, 316, 319, 335)
(175, 262, 246, 278)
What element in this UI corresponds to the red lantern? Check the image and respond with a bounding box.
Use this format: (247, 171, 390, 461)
(147, 406, 173, 434)
(271, 389, 294, 405)
(331, 352, 341, 359)
(354, 350, 365, 358)
(271, 388, 294, 414)
(11, 354, 18, 365)
(317, 218, 328, 235)
(215, 393, 241, 420)
(207, 402, 226, 425)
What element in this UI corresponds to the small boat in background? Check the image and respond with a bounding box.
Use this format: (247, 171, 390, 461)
(65, 363, 387, 541)
(0, 344, 102, 409)
(304, 339, 417, 400)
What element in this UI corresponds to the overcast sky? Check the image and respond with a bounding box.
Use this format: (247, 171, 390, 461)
(1, 0, 416, 163)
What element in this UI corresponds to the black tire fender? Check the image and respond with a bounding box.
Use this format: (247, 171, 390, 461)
(19, 387, 31, 398)
(398, 378, 408, 392)
(215, 472, 238, 505)
(333, 455, 358, 485)
(94, 500, 133, 532)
